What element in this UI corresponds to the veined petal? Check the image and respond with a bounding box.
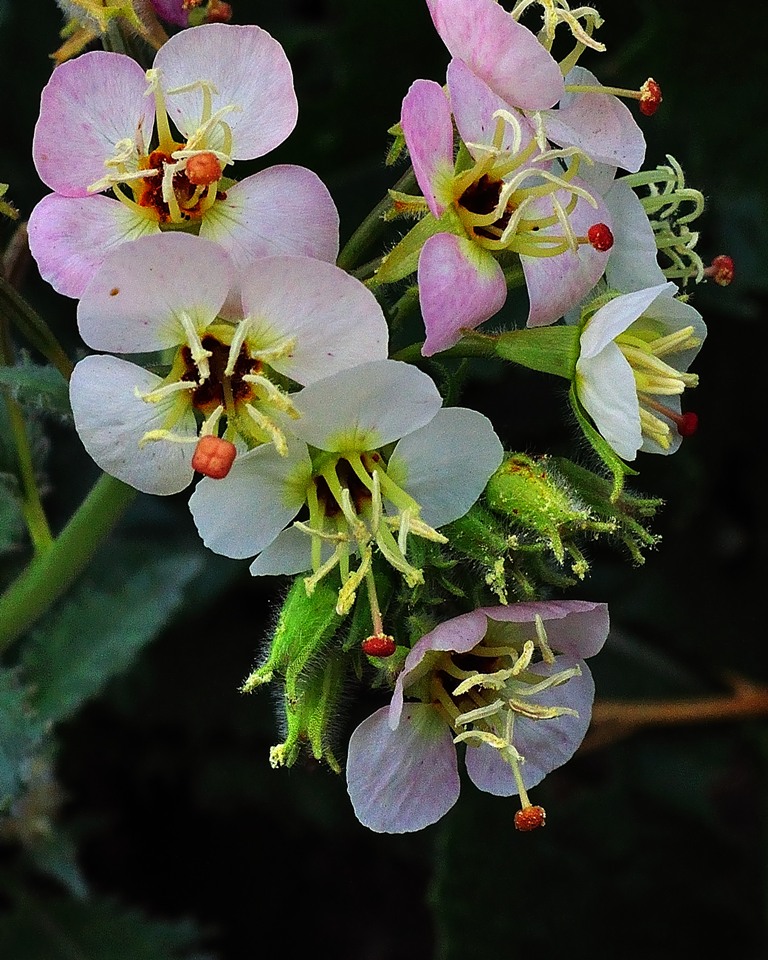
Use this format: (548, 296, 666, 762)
(238, 256, 387, 384)
(522, 180, 613, 328)
(576, 343, 642, 460)
(155, 23, 298, 160)
(419, 233, 506, 356)
(200, 165, 340, 268)
(290, 360, 442, 453)
(387, 407, 503, 528)
(77, 233, 234, 353)
(33, 51, 153, 197)
(447, 57, 536, 157)
(602, 179, 666, 291)
(390, 609, 489, 729)
(189, 436, 312, 560)
(401, 79, 455, 217)
(27, 193, 159, 300)
(426, 0, 563, 109)
(579, 282, 677, 358)
(347, 704, 460, 833)
(543, 67, 646, 173)
(464, 656, 595, 794)
(70, 355, 196, 495)
(483, 599, 610, 659)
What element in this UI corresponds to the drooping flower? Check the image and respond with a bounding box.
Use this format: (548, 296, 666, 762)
(29, 23, 339, 298)
(69, 232, 387, 494)
(150, 0, 232, 28)
(346, 599, 609, 833)
(392, 58, 613, 353)
(189, 359, 504, 624)
(575, 281, 706, 459)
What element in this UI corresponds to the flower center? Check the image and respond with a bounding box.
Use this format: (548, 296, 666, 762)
(87, 71, 237, 229)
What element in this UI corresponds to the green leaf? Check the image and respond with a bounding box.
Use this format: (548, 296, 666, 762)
(0, 475, 25, 555)
(0, 361, 71, 420)
(20, 542, 204, 725)
(0, 668, 43, 811)
(0, 897, 209, 960)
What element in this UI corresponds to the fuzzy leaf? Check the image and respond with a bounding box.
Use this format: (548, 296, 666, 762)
(20, 543, 204, 725)
(0, 668, 43, 810)
(0, 361, 71, 419)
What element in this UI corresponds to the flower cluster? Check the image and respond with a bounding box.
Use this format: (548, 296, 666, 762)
(16, 0, 726, 833)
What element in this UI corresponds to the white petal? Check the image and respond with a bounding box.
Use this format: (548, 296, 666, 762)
(579, 282, 676, 359)
(291, 361, 442, 452)
(387, 407, 503, 528)
(248, 526, 314, 577)
(188, 437, 311, 559)
(576, 343, 642, 461)
(70, 355, 196, 495)
(77, 233, 234, 353)
(346, 704, 460, 833)
(238, 256, 388, 384)
(603, 180, 666, 291)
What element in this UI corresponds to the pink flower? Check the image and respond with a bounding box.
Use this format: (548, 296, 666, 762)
(346, 599, 610, 832)
(396, 58, 613, 354)
(150, 0, 232, 28)
(28, 23, 338, 298)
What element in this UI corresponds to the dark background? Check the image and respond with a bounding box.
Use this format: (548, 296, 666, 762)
(2, 1, 767, 957)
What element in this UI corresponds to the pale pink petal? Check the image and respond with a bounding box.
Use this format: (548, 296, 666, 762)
(522, 179, 613, 327)
(465, 656, 595, 794)
(390, 610, 488, 728)
(483, 599, 610, 659)
(77, 233, 234, 353)
(238, 256, 387, 385)
(447, 58, 536, 156)
(189, 437, 312, 559)
(543, 67, 646, 173)
(291, 360, 442, 453)
(401, 79, 455, 217)
(70, 355, 196, 495)
(419, 233, 506, 356)
(150, 0, 189, 26)
(28, 194, 160, 300)
(387, 407, 503, 528)
(200, 166, 339, 268)
(576, 343, 642, 460)
(33, 52, 153, 196)
(347, 704, 460, 833)
(426, 0, 563, 109)
(154, 23, 297, 160)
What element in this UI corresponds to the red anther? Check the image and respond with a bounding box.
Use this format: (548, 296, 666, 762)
(587, 222, 614, 252)
(191, 435, 237, 479)
(677, 411, 699, 437)
(639, 78, 662, 116)
(514, 805, 547, 832)
(361, 634, 397, 658)
(704, 254, 735, 286)
(185, 152, 223, 187)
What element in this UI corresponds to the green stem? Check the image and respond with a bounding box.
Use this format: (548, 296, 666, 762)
(336, 166, 417, 272)
(0, 274, 73, 380)
(391, 332, 499, 364)
(0, 473, 137, 653)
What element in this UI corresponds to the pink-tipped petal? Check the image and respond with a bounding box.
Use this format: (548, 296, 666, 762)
(238, 256, 387, 385)
(27, 193, 159, 300)
(200, 165, 339, 268)
(426, 0, 563, 109)
(33, 52, 153, 197)
(544, 67, 646, 173)
(347, 704, 460, 833)
(77, 233, 234, 353)
(401, 79, 455, 217)
(154, 23, 298, 159)
(70, 355, 197, 495)
(465, 656, 595, 795)
(522, 180, 613, 328)
(419, 233, 506, 356)
(447, 58, 536, 157)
